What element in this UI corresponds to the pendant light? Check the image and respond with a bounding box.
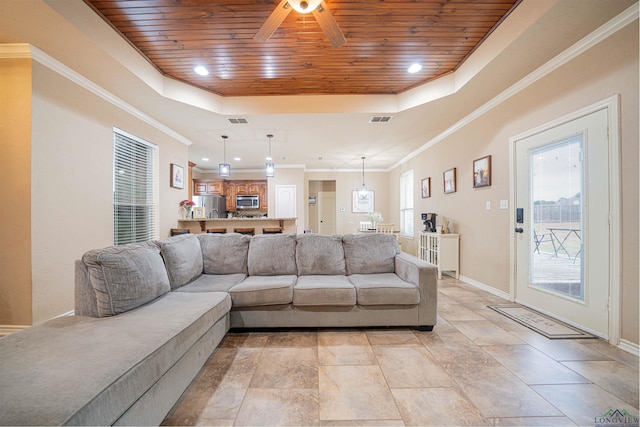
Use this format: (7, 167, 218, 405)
(265, 134, 275, 177)
(355, 156, 371, 196)
(218, 135, 230, 177)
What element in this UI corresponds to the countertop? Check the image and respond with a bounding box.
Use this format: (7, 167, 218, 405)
(178, 217, 296, 221)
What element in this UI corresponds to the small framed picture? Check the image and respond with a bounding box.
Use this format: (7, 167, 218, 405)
(473, 155, 492, 188)
(352, 190, 375, 213)
(421, 177, 431, 198)
(170, 163, 184, 189)
(443, 168, 456, 194)
(193, 206, 206, 219)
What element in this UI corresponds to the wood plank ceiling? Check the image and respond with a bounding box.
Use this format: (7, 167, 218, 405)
(84, 0, 520, 97)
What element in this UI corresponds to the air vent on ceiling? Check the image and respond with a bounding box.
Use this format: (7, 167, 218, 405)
(228, 118, 249, 124)
(369, 115, 393, 123)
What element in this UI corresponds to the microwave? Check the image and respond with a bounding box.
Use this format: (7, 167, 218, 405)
(236, 195, 259, 209)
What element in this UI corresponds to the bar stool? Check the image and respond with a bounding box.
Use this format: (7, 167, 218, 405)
(206, 228, 227, 234)
(262, 227, 282, 234)
(233, 227, 255, 236)
(170, 228, 190, 236)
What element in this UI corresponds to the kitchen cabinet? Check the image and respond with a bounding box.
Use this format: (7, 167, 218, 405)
(225, 180, 267, 211)
(193, 179, 224, 195)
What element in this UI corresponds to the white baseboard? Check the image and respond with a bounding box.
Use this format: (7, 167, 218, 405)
(618, 339, 640, 356)
(457, 274, 512, 302)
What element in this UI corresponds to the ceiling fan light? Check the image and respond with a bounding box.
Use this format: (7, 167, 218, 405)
(289, 0, 322, 14)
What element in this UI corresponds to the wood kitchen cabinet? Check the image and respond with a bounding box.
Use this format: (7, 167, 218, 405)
(225, 180, 267, 211)
(193, 179, 224, 195)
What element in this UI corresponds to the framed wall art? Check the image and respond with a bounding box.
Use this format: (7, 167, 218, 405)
(352, 190, 375, 213)
(473, 155, 492, 188)
(443, 168, 457, 194)
(170, 163, 184, 189)
(421, 177, 431, 198)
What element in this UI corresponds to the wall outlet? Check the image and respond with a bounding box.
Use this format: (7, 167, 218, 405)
(500, 200, 508, 209)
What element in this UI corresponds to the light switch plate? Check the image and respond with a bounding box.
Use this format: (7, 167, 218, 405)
(340, 207, 346, 212)
(485, 201, 491, 210)
(500, 200, 508, 209)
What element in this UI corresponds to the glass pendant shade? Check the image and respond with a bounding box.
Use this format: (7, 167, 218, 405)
(218, 135, 230, 177)
(355, 156, 371, 195)
(265, 134, 275, 177)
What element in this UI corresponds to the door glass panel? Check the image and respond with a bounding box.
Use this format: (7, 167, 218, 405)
(530, 135, 584, 301)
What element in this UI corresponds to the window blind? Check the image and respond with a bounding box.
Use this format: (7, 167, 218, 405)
(113, 129, 159, 246)
(400, 169, 414, 238)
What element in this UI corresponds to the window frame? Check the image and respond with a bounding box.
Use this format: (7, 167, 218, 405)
(113, 128, 159, 246)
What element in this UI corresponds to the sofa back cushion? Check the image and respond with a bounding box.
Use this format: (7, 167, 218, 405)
(81, 242, 171, 317)
(342, 234, 399, 275)
(156, 234, 203, 290)
(198, 233, 251, 274)
(295, 234, 346, 275)
(248, 233, 297, 276)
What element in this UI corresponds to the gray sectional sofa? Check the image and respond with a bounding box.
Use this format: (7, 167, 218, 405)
(0, 233, 437, 426)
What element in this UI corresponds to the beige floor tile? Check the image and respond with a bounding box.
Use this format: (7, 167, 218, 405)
(319, 365, 401, 421)
(373, 345, 455, 388)
(520, 334, 613, 361)
(574, 338, 640, 369)
(450, 320, 526, 346)
(250, 347, 318, 389)
(532, 384, 639, 426)
(161, 417, 234, 426)
(265, 330, 318, 347)
(234, 388, 320, 426)
(318, 331, 377, 366)
(365, 330, 421, 346)
(419, 330, 500, 367)
(320, 420, 405, 426)
(438, 303, 488, 321)
(220, 332, 269, 348)
(392, 387, 488, 426)
(445, 364, 563, 418)
(489, 417, 577, 426)
(482, 345, 589, 385)
(562, 360, 639, 407)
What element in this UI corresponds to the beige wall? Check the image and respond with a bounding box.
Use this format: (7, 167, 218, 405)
(21, 61, 189, 324)
(392, 23, 638, 344)
(0, 58, 32, 326)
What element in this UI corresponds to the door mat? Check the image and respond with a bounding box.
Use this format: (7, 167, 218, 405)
(488, 305, 595, 339)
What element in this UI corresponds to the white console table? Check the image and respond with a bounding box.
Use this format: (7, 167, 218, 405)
(419, 233, 460, 279)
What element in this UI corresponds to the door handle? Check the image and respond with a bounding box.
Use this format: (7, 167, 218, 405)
(515, 227, 524, 233)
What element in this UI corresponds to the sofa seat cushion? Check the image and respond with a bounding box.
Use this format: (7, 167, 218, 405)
(248, 234, 297, 276)
(229, 275, 296, 307)
(199, 233, 251, 275)
(295, 234, 346, 275)
(0, 292, 231, 426)
(349, 273, 420, 306)
(82, 242, 171, 317)
(176, 273, 247, 293)
(156, 234, 204, 290)
(343, 234, 400, 275)
(293, 275, 356, 306)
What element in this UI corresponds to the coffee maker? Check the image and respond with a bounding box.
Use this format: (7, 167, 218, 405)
(422, 213, 437, 232)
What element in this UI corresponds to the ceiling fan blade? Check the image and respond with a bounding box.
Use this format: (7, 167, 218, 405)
(311, 1, 346, 48)
(254, 0, 292, 43)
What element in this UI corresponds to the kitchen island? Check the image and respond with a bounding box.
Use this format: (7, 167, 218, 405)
(176, 217, 297, 234)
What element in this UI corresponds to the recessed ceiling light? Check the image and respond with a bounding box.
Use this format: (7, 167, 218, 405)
(194, 66, 209, 76)
(201, 157, 210, 161)
(408, 63, 422, 74)
(234, 157, 241, 161)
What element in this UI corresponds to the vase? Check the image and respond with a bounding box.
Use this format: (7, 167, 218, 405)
(182, 207, 191, 219)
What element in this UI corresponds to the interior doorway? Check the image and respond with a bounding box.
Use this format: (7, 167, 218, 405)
(309, 181, 336, 234)
(510, 98, 620, 340)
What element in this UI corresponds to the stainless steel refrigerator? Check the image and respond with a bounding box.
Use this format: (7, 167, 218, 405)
(193, 195, 227, 218)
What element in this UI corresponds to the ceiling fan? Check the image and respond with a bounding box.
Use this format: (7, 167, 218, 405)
(254, 0, 346, 49)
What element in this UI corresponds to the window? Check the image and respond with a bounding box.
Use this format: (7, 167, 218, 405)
(113, 129, 159, 245)
(400, 169, 414, 238)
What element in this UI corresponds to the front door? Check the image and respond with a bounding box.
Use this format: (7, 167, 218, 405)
(513, 108, 610, 338)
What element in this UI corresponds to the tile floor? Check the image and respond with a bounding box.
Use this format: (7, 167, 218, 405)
(162, 276, 639, 426)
